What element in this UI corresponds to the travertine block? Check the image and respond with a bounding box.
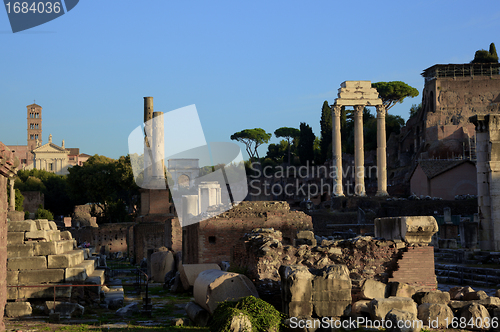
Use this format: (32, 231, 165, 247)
(8, 256, 47, 270)
(8, 220, 37, 232)
(48, 250, 84, 268)
(19, 269, 65, 285)
(7, 232, 25, 245)
(35, 219, 51, 230)
(7, 243, 34, 258)
(33, 240, 74, 256)
(65, 259, 96, 282)
(18, 285, 72, 299)
(7, 270, 19, 285)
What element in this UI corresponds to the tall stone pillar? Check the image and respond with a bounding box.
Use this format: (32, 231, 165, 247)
(9, 178, 15, 211)
(332, 105, 343, 196)
(353, 105, 365, 196)
(376, 105, 388, 196)
(152, 111, 165, 187)
(474, 116, 491, 250)
(143, 97, 154, 185)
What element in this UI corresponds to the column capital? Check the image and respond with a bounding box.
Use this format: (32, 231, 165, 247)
(332, 105, 342, 117)
(376, 105, 386, 117)
(353, 105, 364, 115)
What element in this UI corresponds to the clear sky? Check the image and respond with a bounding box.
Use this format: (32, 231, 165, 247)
(1, 1, 499, 160)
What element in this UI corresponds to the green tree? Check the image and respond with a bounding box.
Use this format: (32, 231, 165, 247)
(14, 169, 72, 216)
(67, 154, 139, 224)
(298, 122, 316, 165)
(471, 43, 499, 63)
(372, 81, 419, 111)
(265, 140, 288, 163)
(230, 128, 272, 161)
(274, 127, 300, 164)
(319, 101, 332, 164)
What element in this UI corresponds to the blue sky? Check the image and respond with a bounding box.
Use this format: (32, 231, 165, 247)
(1, 1, 499, 160)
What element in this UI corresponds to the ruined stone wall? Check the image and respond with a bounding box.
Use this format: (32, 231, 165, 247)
(70, 222, 134, 255)
(183, 201, 313, 264)
(1, 142, 19, 330)
(234, 229, 437, 301)
(134, 222, 168, 263)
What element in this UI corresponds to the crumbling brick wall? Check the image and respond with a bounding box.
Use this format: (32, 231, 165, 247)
(0, 142, 19, 330)
(182, 201, 313, 264)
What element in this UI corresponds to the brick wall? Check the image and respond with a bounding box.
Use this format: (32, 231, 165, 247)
(134, 222, 169, 263)
(183, 201, 313, 264)
(389, 245, 437, 291)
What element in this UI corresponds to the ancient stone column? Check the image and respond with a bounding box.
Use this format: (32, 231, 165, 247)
(143, 97, 154, 184)
(331, 105, 344, 196)
(152, 111, 165, 186)
(376, 105, 388, 196)
(353, 105, 365, 196)
(9, 178, 15, 211)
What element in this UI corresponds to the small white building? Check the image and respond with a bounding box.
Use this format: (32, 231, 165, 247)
(32, 134, 70, 175)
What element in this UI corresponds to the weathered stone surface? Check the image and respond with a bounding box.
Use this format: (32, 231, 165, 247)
(25, 230, 52, 241)
(48, 221, 58, 230)
(19, 285, 72, 299)
(7, 286, 18, 300)
(496, 289, 500, 298)
(390, 282, 416, 298)
(295, 230, 317, 246)
(361, 278, 388, 300)
(7, 232, 25, 245)
(5, 302, 32, 317)
(478, 296, 500, 307)
(463, 290, 488, 301)
(60, 231, 72, 240)
(150, 250, 174, 283)
(7, 256, 47, 270)
(281, 265, 313, 304)
(7, 220, 36, 232)
(448, 300, 473, 310)
(413, 290, 450, 305)
(229, 312, 252, 332)
(7, 243, 34, 258)
(86, 269, 105, 293)
(33, 239, 74, 256)
(35, 219, 51, 230)
(352, 300, 371, 317)
(65, 259, 96, 282)
(370, 297, 417, 321)
(185, 301, 210, 327)
(193, 269, 259, 314)
(19, 269, 65, 285)
(45, 301, 84, 318)
(374, 216, 438, 244)
(461, 303, 491, 330)
(417, 303, 453, 329)
(115, 302, 139, 317)
(6, 270, 19, 285)
(385, 309, 422, 332)
(7, 210, 24, 221)
(179, 263, 221, 290)
(47, 250, 84, 268)
(448, 286, 466, 300)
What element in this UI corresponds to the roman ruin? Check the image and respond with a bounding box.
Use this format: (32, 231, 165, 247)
(332, 81, 388, 197)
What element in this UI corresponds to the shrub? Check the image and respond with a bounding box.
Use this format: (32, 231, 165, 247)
(210, 296, 284, 332)
(35, 204, 54, 220)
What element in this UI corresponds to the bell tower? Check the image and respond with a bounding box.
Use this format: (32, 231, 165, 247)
(27, 103, 42, 151)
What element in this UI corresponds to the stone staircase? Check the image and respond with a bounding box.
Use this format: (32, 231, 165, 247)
(435, 263, 500, 288)
(6, 219, 105, 304)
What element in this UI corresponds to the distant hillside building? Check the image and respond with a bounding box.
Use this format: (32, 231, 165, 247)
(398, 63, 500, 162)
(7, 103, 89, 174)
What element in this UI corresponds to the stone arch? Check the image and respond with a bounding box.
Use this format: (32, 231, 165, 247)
(178, 174, 190, 189)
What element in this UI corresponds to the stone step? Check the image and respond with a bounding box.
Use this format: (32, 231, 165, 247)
(18, 269, 65, 285)
(34, 239, 76, 256)
(7, 220, 37, 232)
(48, 250, 84, 269)
(7, 256, 47, 270)
(86, 269, 106, 293)
(25, 230, 61, 242)
(17, 284, 72, 299)
(65, 259, 96, 282)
